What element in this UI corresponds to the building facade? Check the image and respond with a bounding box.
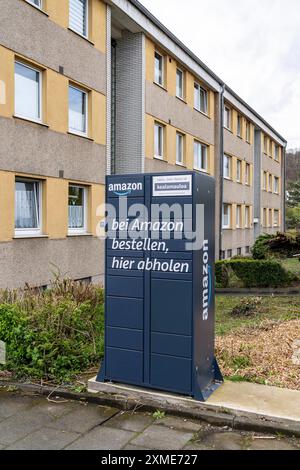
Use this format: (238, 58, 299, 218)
(0, 0, 286, 289)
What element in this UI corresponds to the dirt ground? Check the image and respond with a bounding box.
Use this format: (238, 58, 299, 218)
(216, 319, 300, 390)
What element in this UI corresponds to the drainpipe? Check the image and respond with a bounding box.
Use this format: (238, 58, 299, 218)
(283, 144, 287, 232)
(219, 84, 225, 259)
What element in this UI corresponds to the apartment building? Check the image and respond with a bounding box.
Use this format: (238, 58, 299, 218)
(0, 0, 286, 289)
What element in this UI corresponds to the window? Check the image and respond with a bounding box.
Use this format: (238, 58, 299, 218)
(224, 106, 231, 130)
(15, 61, 42, 122)
(154, 52, 164, 86)
(154, 123, 164, 159)
(245, 246, 250, 255)
(69, 85, 88, 136)
(275, 145, 279, 161)
(68, 185, 87, 233)
(274, 176, 279, 194)
(245, 206, 250, 228)
(176, 68, 184, 99)
(223, 154, 231, 179)
(264, 136, 268, 153)
(15, 179, 41, 236)
(227, 249, 232, 259)
(269, 174, 272, 192)
(245, 163, 250, 185)
(274, 210, 279, 227)
(194, 83, 208, 114)
(236, 160, 242, 182)
(27, 0, 42, 8)
(237, 115, 242, 137)
(236, 205, 242, 228)
(269, 209, 273, 227)
(263, 208, 267, 227)
(269, 140, 273, 157)
(222, 204, 231, 229)
(263, 171, 267, 190)
(246, 121, 251, 142)
(194, 141, 208, 172)
(221, 250, 226, 260)
(237, 248, 242, 256)
(176, 132, 184, 165)
(69, 0, 88, 38)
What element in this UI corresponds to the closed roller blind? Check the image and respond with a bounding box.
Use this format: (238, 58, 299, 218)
(69, 0, 87, 37)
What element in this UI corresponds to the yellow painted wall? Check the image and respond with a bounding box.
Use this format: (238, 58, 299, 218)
(0, 171, 104, 242)
(91, 90, 106, 144)
(0, 171, 15, 241)
(0, 46, 14, 118)
(46, 70, 68, 133)
(90, 0, 106, 53)
(45, 0, 69, 29)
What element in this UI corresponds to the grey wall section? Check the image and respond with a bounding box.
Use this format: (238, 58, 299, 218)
(145, 157, 189, 174)
(0, 117, 106, 184)
(0, 0, 106, 94)
(222, 230, 253, 252)
(224, 129, 253, 162)
(114, 32, 145, 174)
(223, 180, 253, 205)
(146, 82, 214, 145)
(0, 237, 104, 289)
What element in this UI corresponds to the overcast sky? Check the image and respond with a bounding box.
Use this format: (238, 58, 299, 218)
(139, 0, 300, 149)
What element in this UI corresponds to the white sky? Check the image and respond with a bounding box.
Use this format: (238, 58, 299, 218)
(139, 0, 300, 149)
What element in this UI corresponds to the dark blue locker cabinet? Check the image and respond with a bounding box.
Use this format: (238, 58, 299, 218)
(97, 172, 223, 401)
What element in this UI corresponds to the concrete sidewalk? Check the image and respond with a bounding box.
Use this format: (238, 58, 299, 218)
(0, 390, 299, 450)
(88, 379, 300, 436)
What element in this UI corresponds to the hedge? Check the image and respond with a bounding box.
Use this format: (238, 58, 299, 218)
(216, 259, 293, 288)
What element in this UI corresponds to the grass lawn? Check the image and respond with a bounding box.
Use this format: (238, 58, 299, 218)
(282, 257, 300, 276)
(215, 295, 300, 390)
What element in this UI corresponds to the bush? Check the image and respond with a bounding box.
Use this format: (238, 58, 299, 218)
(0, 279, 104, 382)
(230, 297, 262, 316)
(216, 259, 293, 288)
(252, 232, 300, 259)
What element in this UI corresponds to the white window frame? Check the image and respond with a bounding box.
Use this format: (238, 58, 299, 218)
(223, 154, 231, 180)
(237, 115, 242, 137)
(68, 85, 88, 137)
(275, 145, 280, 161)
(154, 122, 164, 160)
(176, 67, 184, 100)
(194, 82, 208, 114)
(236, 159, 242, 182)
(69, 0, 89, 39)
(26, 0, 42, 9)
(68, 185, 88, 235)
(269, 140, 273, 157)
(263, 171, 267, 190)
(274, 176, 279, 194)
(222, 204, 231, 229)
(236, 205, 242, 228)
(15, 178, 42, 238)
(246, 121, 251, 142)
(194, 141, 208, 172)
(274, 210, 279, 227)
(245, 206, 250, 228)
(245, 163, 250, 185)
(176, 132, 184, 166)
(269, 174, 272, 192)
(224, 106, 231, 130)
(154, 51, 164, 87)
(264, 136, 268, 153)
(15, 61, 42, 124)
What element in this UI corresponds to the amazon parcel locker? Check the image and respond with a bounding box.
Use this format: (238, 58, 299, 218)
(97, 172, 223, 401)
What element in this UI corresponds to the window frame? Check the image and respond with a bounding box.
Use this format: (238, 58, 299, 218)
(68, 184, 88, 235)
(154, 122, 164, 160)
(194, 141, 208, 172)
(69, 0, 89, 39)
(154, 51, 164, 87)
(223, 154, 232, 180)
(26, 0, 43, 9)
(194, 82, 208, 115)
(14, 178, 42, 237)
(237, 115, 242, 138)
(224, 106, 232, 130)
(236, 205, 242, 229)
(245, 163, 250, 185)
(14, 60, 42, 124)
(274, 176, 279, 194)
(246, 121, 251, 143)
(268, 174, 273, 192)
(236, 159, 242, 183)
(274, 210, 279, 227)
(68, 84, 88, 137)
(275, 145, 280, 161)
(222, 203, 231, 229)
(263, 171, 267, 190)
(176, 67, 184, 100)
(176, 132, 184, 166)
(245, 206, 250, 228)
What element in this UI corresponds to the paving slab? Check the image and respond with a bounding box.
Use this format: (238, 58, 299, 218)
(198, 431, 245, 450)
(0, 409, 55, 446)
(153, 416, 202, 432)
(0, 393, 36, 419)
(104, 412, 154, 432)
(207, 382, 300, 422)
(65, 426, 136, 450)
(6, 427, 79, 450)
(49, 403, 119, 433)
(247, 439, 299, 451)
(31, 400, 78, 419)
(130, 424, 194, 450)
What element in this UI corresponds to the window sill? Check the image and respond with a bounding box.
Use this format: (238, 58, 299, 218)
(224, 127, 233, 133)
(176, 96, 187, 104)
(153, 81, 168, 92)
(175, 162, 186, 168)
(67, 28, 95, 45)
(25, 1, 49, 17)
(223, 177, 232, 181)
(194, 168, 208, 174)
(13, 115, 49, 128)
(237, 134, 243, 140)
(67, 131, 94, 142)
(67, 233, 93, 237)
(14, 234, 49, 240)
(194, 108, 210, 119)
(154, 156, 165, 162)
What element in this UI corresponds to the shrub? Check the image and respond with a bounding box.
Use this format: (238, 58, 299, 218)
(216, 259, 293, 288)
(230, 297, 262, 316)
(252, 232, 300, 259)
(0, 280, 105, 382)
